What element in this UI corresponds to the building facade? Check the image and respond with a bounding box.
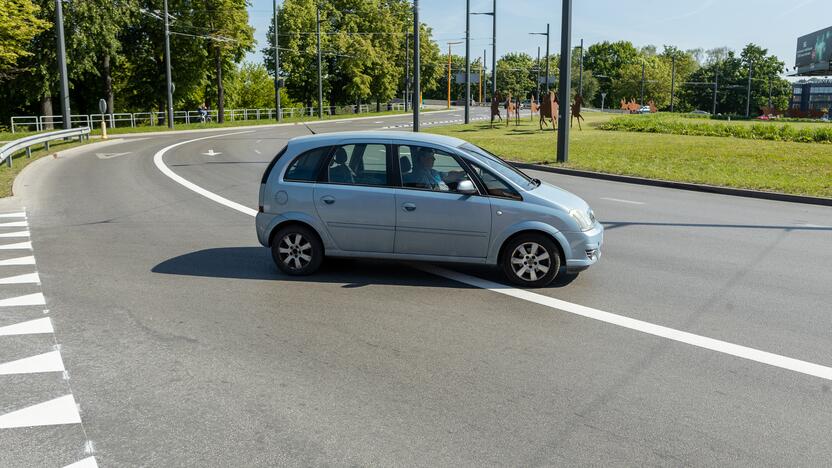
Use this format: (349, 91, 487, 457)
(790, 79, 832, 114)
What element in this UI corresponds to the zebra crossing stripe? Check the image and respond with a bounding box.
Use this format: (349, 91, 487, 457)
(0, 272, 40, 285)
(0, 350, 65, 375)
(64, 457, 99, 468)
(0, 241, 32, 250)
(0, 256, 35, 266)
(0, 317, 53, 336)
(0, 231, 30, 238)
(0, 292, 46, 307)
(0, 212, 26, 218)
(0, 221, 28, 228)
(0, 394, 81, 428)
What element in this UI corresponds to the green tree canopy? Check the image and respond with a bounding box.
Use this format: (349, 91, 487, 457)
(0, 0, 49, 79)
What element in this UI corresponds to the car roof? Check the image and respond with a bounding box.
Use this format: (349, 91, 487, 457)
(287, 131, 467, 148)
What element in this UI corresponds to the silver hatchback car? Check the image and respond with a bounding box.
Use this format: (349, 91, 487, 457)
(256, 131, 602, 287)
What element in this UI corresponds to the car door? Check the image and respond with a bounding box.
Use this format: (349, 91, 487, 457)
(313, 141, 396, 253)
(394, 144, 492, 258)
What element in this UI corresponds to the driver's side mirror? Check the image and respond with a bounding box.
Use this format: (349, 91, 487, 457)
(456, 179, 477, 195)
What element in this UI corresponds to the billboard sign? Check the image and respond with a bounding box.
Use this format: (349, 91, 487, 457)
(796, 26, 832, 68)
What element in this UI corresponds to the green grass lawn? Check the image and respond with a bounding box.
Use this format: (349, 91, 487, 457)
(426, 112, 832, 198)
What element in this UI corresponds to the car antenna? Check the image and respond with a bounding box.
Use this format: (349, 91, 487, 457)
(303, 122, 317, 135)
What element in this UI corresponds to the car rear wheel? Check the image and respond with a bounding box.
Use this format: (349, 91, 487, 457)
(501, 234, 561, 287)
(272, 225, 323, 276)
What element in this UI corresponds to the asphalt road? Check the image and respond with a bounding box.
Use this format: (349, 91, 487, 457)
(2, 108, 832, 467)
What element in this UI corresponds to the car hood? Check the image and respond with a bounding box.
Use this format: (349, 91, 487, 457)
(528, 182, 590, 212)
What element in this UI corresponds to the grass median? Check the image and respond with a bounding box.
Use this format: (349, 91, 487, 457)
(426, 112, 832, 198)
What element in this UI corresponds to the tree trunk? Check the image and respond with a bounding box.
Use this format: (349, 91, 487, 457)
(215, 46, 225, 123)
(376, 99, 380, 113)
(103, 53, 114, 118)
(40, 95, 54, 129)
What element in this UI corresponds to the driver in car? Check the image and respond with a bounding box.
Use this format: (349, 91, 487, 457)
(406, 148, 465, 191)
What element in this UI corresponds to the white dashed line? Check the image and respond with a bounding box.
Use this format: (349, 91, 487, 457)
(64, 456, 99, 468)
(0, 230, 31, 238)
(153, 131, 832, 384)
(601, 197, 646, 205)
(0, 212, 26, 218)
(0, 221, 28, 228)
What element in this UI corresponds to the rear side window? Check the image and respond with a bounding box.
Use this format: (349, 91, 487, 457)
(261, 147, 287, 183)
(284, 146, 331, 182)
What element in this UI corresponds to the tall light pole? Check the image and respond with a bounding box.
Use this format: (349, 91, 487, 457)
(712, 65, 719, 115)
(273, 0, 281, 122)
(640, 60, 645, 106)
(481, 49, 486, 104)
(529, 25, 550, 92)
(464, 0, 471, 123)
(536, 46, 541, 97)
(163, 0, 174, 128)
(404, 32, 410, 112)
(413, 0, 420, 131)
(578, 38, 584, 97)
(670, 55, 676, 113)
(55, 0, 71, 129)
(745, 59, 753, 118)
(472, 4, 496, 101)
(316, 5, 323, 119)
(447, 41, 463, 109)
(556, 0, 572, 163)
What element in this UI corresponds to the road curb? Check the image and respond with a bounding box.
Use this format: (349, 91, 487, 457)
(511, 162, 832, 207)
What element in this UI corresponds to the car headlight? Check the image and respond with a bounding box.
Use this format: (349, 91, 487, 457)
(569, 208, 595, 231)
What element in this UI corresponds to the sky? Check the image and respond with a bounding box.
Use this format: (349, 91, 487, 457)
(245, 0, 832, 76)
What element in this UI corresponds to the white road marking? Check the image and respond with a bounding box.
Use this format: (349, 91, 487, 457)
(601, 197, 645, 205)
(95, 152, 131, 160)
(0, 317, 53, 336)
(155, 129, 832, 383)
(419, 265, 832, 381)
(153, 131, 258, 217)
(0, 394, 81, 428)
(254, 149, 262, 154)
(0, 292, 46, 307)
(0, 272, 40, 285)
(799, 223, 832, 228)
(0, 255, 36, 266)
(0, 230, 30, 238)
(0, 241, 32, 250)
(0, 350, 65, 375)
(202, 149, 222, 156)
(64, 457, 99, 468)
(0, 212, 26, 218)
(0, 220, 28, 228)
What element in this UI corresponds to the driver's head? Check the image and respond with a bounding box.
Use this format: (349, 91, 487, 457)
(414, 148, 436, 169)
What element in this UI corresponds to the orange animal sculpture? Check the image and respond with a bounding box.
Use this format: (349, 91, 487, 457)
(571, 94, 585, 130)
(530, 94, 539, 121)
(539, 91, 558, 132)
(504, 93, 519, 127)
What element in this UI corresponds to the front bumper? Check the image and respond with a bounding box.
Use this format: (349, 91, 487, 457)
(564, 223, 604, 274)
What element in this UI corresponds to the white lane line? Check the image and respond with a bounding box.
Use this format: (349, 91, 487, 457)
(0, 221, 28, 228)
(0, 272, 40, 285)
(0, 230, 30, 238)
(0, 394, 81, 428)
(153, 131, 258, 217)
(0, 241, 32, 250)
(419, 265, 832, 381)
(154, 129, 832, 383)
(0, 317, 53, 336)
(254, 149, 262, 154)
(0, 212, 26, 218)
(600, 197, 645, 205)
(0, 350, 65, 375)
(64, 457, 99, 468)
(0, 255, 36, 266)
(0, 292, 46, 307)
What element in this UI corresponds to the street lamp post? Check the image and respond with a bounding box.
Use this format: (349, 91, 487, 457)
(464, 0, 470, 123)
(640, 60, 645, 106)
(413, 0, 420, 131)
(447, 41, 463, 109)
(529, 25, 550, 93)
(670, 55, 676, 113)
(472, 4, 496, 102)
(163, 0, 174, 128)
(557, 0, 572, 163)
(55, 0, 71, 129)
(745, 59, 753, 118)
(578, 38, 583, 97)
(316, 5, 323, 119)
(273, 0, 281, 122)
(405, 32, 410, 112)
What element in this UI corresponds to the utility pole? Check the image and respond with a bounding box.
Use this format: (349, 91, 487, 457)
(545, 24, 550, 92)
(745, 60, 753, 118)
(768, 77, 772, 109)
(640, 60, 645, 106)
(578, 38, 583, 97)
(316, 5, 323, 119)
(413, 0, 420, 131)
(536, 46, 541, 97)
(163, 0, 174, 129)
(557, 0, 572, 163)
(481, 49, 486, 104)
(670, 55, 676, 113)
(273, 0, 281, 122)
(55, 0, 71, 129)
(405, 33, 410, 112)
(491, 0, 497, 101)
(712, 66, 719, 115)
(464, 0, 471, 123)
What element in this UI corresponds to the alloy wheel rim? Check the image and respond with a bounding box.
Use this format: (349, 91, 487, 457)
(278, 233, 313, 270)
(510, 242, 552, 282)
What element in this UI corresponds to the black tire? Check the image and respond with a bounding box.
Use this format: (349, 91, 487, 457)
(271, 225, 324, 276)
(500, 233, 561, 287)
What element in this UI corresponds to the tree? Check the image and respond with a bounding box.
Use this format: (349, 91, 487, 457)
(0, 0, 49, 79)
(496, 53, 535, 98)
(583, 40, 639, 106)
(225, 62, 297, 109)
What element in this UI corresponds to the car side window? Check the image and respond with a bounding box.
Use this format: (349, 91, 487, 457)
(284, 146, 330, 182)
(398, 145, 474, 193)
(469, 162, 522, 200)
(326, 144, 389, 186)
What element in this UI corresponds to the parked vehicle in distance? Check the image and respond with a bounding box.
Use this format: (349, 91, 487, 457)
(690, 110, 710, 116)
(636, 106, 652, 114)
(256, 132, 603, 287)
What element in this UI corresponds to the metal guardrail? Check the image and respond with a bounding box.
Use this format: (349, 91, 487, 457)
(10, 104, 403, 133)
(0, 127, 90, 168)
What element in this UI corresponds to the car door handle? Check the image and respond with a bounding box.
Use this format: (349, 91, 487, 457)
(321, 196, 336, 205)
(402, 202, 416, 212)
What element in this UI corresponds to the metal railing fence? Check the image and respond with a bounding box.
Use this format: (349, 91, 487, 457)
(0, 127, 91, 167)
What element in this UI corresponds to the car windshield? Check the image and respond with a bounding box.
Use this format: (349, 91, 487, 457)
(459, 143, 537, 190)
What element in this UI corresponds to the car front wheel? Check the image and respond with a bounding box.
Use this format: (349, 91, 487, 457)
(271, 225, 323, 276)
(501, 234, 561, 287)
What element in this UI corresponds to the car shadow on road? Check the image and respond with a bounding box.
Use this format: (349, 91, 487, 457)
(151, 247, 578, 289)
